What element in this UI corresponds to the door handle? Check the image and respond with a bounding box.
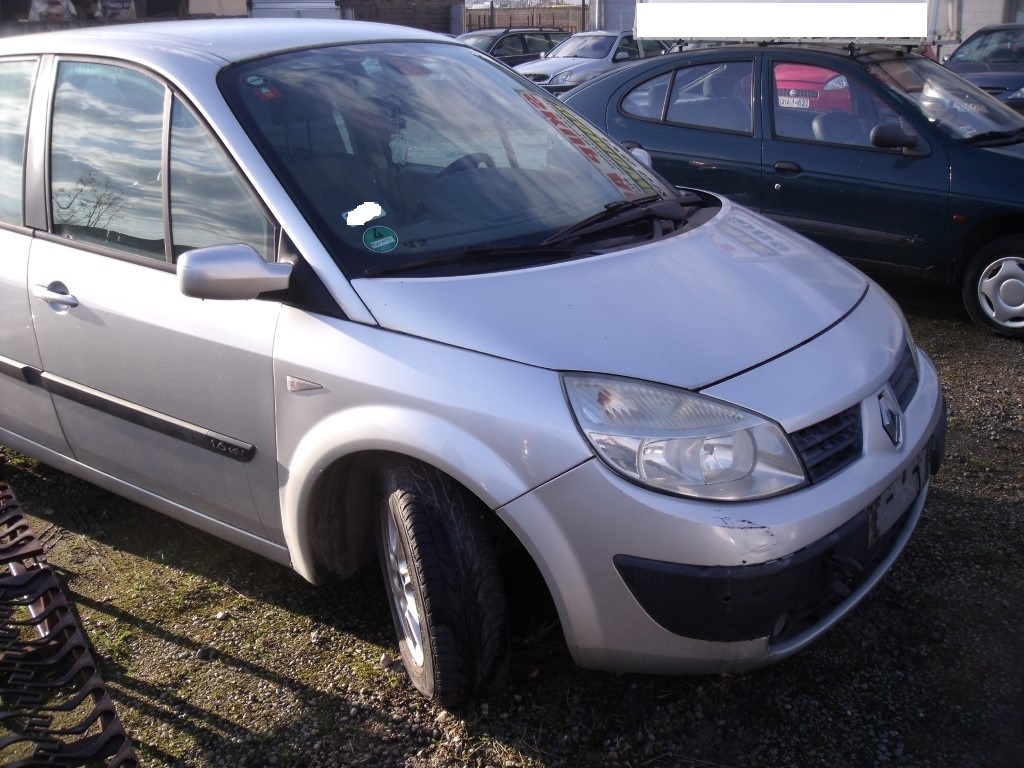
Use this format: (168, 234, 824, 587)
(32, 282, 79, 309)
(773, 161, 803, 176)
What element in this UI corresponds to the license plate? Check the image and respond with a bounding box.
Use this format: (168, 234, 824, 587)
(867, 450, 927, 547)
(778, 96, 810, 108)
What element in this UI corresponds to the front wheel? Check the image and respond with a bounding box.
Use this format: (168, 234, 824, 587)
(375, 459, 509, 708)
(962, 236, 1024, 338)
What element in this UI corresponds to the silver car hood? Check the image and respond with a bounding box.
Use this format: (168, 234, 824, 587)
(514, 56, 598, 77)
(351, 202, 869, 390)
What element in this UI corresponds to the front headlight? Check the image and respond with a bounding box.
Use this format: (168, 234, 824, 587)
(563, 374, 807, 501)
(1007, 86, 1024, 101)
(550, 68, 578, 86)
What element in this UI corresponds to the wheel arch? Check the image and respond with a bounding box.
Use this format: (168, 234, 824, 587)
(279, 406, 539, 584)
(953, 212, 1024, 285)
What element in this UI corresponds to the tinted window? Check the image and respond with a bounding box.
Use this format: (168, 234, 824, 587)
(50, 62, 165, 259)
(492, 35, 526, 57)
(640, 39, 666, 57)
(0, 60, 34, 225)
(664, 61, 753, 133)
(622, 72, 671, 120)
(524, 33, 561, 54)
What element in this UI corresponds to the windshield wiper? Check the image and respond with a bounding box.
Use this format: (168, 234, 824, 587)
(961, 128, 1024, 145)
(364, 242, 578, 277)
(541, 195, 691, 246)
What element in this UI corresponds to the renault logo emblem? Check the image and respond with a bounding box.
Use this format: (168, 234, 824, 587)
(878, 391, 902, 446)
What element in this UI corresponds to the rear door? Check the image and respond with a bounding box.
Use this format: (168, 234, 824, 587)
(760, 53, 952, 271)
(604, 55, 763, 209)
(0, 56, 71, 456)
(27, 58, 284, 538)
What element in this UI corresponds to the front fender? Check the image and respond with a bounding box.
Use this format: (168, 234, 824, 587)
(281, 404, 564, 581)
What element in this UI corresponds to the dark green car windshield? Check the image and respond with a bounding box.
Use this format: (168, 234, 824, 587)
(865, 51, 1024, 141)
(220, 42, 674, 277)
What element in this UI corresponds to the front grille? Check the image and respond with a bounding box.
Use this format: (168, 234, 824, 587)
(889, 343, 919, 410)
(791, 404, 863, 484)
(788, 344, 917, 485)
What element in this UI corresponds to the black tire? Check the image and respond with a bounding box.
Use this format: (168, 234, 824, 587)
(961, 235, 1024, 338)
(375, 459, 509, 708)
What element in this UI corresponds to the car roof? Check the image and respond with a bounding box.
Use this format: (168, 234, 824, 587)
(645, 41, 926, 61)
(971, 23, 1024, 32)
(0, 18, 453, 69)
(459, 27, 565, 36)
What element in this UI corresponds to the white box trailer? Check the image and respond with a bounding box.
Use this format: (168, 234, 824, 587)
(634, 0, 932, 44)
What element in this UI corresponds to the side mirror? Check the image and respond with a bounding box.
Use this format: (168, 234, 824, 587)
(870, 123, 927, 156)
(178, 244, 292, 300)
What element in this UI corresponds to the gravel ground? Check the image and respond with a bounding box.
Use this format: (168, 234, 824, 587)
(1, 277, 1022, 768)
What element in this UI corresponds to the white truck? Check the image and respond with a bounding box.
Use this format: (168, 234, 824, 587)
(632, 0, 974, 56)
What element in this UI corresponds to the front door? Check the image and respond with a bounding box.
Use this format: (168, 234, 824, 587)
(760, 55, 952, 273)
(28, 59, 284, 538)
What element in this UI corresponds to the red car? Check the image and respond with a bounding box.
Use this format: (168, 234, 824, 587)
(774, 62, 852, 112)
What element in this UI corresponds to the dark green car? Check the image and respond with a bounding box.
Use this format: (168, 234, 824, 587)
(563, 43, 1024, 338)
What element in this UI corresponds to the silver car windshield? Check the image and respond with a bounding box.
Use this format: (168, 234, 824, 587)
(547, 34, 615, 60)
(864, 52, 1024, 141)
(221, 42, 673, 277)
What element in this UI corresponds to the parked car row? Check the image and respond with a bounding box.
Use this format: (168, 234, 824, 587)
(512, 30, 669, 93)
(563, 41, 1024, 338)
(0, 19, 946, 708)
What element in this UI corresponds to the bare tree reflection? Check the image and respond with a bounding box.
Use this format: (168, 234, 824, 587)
(52, 169, 127, 231)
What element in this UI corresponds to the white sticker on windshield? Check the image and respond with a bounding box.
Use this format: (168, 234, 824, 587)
(344, 202, 385, 227)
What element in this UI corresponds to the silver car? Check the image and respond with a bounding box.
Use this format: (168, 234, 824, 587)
(513, 30, 667, 93)
(0, 20, 945, 708)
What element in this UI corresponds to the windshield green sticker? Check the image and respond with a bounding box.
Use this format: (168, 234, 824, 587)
(363, 226, 398, 253)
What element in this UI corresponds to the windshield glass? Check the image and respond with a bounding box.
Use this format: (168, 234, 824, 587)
(221, 42, 672, 277)
(864, 52, 1024, 140)
(457, 34, 494, 52)
(947, 27, 1024, 65)
(549, 34, 615, 60)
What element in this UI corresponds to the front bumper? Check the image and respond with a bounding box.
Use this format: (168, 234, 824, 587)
(614, 414, 944, 648)
(497, 340, 945, 675)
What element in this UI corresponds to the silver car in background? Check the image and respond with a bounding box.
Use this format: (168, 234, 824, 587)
(0, 20, 945, 708)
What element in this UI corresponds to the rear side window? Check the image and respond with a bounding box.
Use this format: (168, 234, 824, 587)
(49, 60, 275, 263)
(623, 61, 754, 134)
(0, 60, 36, 226)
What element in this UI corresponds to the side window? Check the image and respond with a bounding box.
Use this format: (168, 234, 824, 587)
(493, 35, 525, 58)
(50, 62, 166, 259)
(622, 72, 672, 120)
(665, 61, 753, 134)
(0, 60, 35, 226)
(641, 39, 666, 58)
(524, 34, 554, 55)
(772, 62, 918, 148)
(169, 99, 275, 261)
(616, 36, 640, 61)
